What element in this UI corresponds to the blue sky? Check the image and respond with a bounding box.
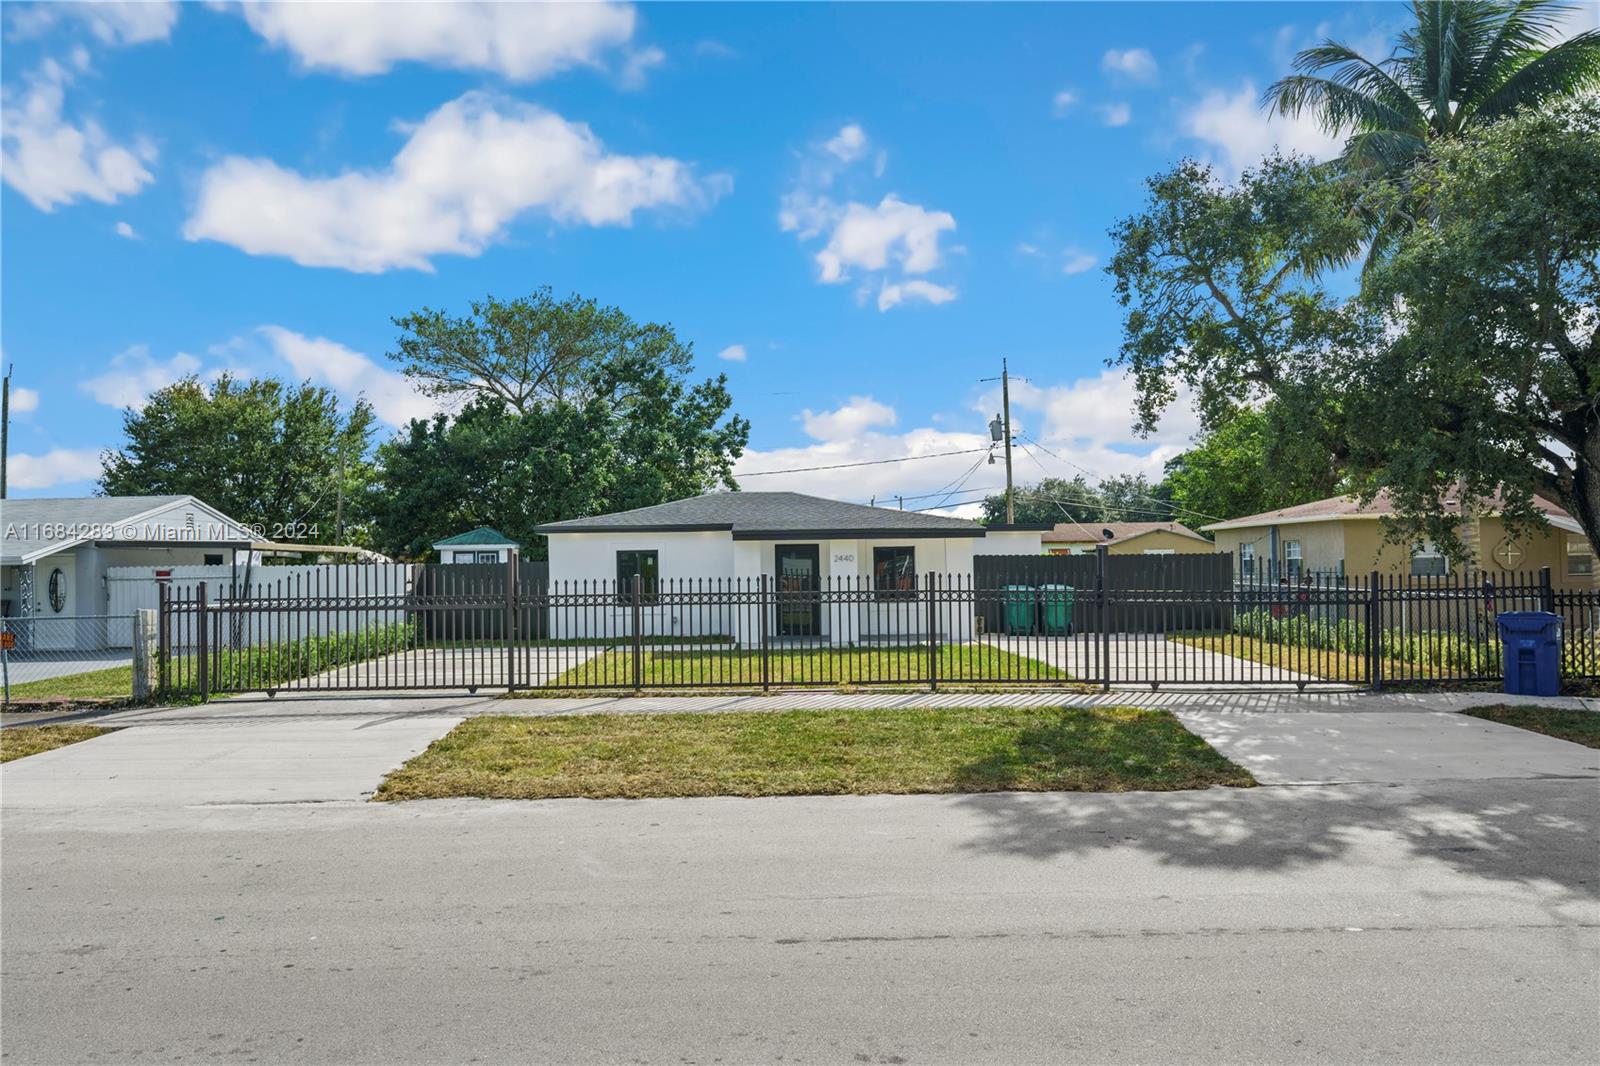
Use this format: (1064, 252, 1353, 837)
(8, 0, 1564, 517)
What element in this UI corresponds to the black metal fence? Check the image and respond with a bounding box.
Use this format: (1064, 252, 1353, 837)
(156, 553, 1600, 698)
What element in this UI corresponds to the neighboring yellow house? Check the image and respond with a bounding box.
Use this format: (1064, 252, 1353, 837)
(1202, 492, 1598, 590)
(1042, 521, 1212, 556)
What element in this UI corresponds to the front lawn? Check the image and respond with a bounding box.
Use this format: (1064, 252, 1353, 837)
(0, 725, 115, 763)
(547, 644, 1069, 689)
(373, 704, 1255, 801)
(1458, 704, 1600, 748)
(4, 666, 133, 701)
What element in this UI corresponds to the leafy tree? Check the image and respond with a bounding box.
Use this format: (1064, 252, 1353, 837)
(1267, 0, 1599, 172)
(388, 287, 694, 413)
(1097, 473, 1174, 522)
(1266, 0, 1600, 257)
(1163, 407, 1341, 523)
(99, 374, 374, 540)
(365, 356, 749, 560)
(979, 476, 1102, 526)
(1352, 102, 1600, 555)
(1108, 153, 1372, 465)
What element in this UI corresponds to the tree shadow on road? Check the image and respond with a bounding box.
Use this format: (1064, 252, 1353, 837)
(950, 778, 1600, 902)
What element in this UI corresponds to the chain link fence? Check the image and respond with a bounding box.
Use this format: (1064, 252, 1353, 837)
(1, 615, 137, 705)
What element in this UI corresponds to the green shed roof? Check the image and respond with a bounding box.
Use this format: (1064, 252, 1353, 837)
(433, 526, 519, 547)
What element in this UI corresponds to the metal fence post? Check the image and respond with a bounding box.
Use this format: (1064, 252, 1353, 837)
(1539, 566, 1554, 614)
(1096, 545, 1110, 693)
(1366, 570, 1382, 691)
(926, 572, 939, 692)
(157, 580, 171, 698)
(759, 574, 771, 693)
(196, 581, 210, 703)
(504, 550, 518, 692)
(631, 573, 644, 692)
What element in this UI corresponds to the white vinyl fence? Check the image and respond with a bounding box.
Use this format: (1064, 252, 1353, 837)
(108, 564, 415, 649)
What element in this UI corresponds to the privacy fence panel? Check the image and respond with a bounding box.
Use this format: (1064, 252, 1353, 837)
(155, 552, 1600, 699)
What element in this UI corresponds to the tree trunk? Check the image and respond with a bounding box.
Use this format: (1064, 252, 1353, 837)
(1571, 418, 1600, 563)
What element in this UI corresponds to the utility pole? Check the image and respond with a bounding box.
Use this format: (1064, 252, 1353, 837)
(334, 438, 346, 543)
(1, 364, 10, 500)
(984, 359, 1019, 523)
(1001, 358, 1014, 523)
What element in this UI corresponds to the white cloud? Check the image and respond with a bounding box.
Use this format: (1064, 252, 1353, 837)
(1182, 79, 1345, 178)
(81, 345, 200, 410)
(811, 194, 956, 283)
(231, 0, 637, 81)
(1061, 247, 1098, 275)
(1099, 102, 1132, 127)
(184, 91, 730, 273)
(1101, 47, 1158, 83)
(1051, 89, 1077, 117)
(735, 371, 1199, 518)
(780, 127, 958, 312)
(114, 219, 138, 239)
(877, 279, 957, 311)
(618, 45, 665, 89)
(0, 58, 157, 211)
(259, 326, 438, 427)
(824, 123, 869, 163)
(800, 397, 898, 441)
(716, 344, 747, 362)
(7, 1, 178, 46)
(8, 448, 103, 490)
(10, 386, 40, 414)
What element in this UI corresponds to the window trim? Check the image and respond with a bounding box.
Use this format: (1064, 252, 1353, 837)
(872, 545, 917, 600)
(1238, 542, 1256, 580)
(616, 549, 661, 603)
(1283, 539, 1303, 580)
(1567, 537, 1595, 577)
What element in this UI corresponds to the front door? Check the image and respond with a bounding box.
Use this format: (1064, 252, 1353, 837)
(775, 545, 821, 637)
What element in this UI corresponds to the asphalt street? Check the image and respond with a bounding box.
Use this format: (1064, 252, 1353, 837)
(2, 695, 1597, 1064)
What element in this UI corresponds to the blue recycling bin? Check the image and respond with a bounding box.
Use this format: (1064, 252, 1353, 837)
(1496, 611, 1562, 697)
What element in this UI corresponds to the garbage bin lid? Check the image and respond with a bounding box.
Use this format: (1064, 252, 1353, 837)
(1495, 610, 1562, 632)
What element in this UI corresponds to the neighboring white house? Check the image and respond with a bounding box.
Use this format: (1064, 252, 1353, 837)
(1, 495, 260, 651)
(432, 526, 520, 564)
(535, 491, 1046, 645)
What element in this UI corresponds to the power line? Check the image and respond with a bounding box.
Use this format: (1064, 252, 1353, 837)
(737, 447, 989, 478)
(1017, 434, 1226, 525)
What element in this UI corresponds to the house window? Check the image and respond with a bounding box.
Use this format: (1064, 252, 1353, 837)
(476, 551, 500, 564)
(203, 553, 224, 566)
(1568, 537, 1595, 577)
(1142, 548, 1176, 556)
(1410, 541, 1448, 577)
(616, 550, 660, 603)
(873, 546, 916, 599)
(1239, 543, 1256, 580)
(1283, 540, 1303, 580)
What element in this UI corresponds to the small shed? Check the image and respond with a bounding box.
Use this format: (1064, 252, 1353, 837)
(433, 527, 520, 565)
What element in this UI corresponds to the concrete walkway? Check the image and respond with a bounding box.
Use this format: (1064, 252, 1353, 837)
(987, 631, 1333, 688)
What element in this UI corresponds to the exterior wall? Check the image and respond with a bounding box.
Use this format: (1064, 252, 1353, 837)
(437, 545, 515, 564)
(544, 531, 979, 643)
(1111, 531, 1211, 555)
(974, 531, 1043, 556)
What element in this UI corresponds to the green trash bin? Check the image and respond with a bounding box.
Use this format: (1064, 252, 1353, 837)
(1003, 585, 1036, 633)
(1041, 584, 1075, 634)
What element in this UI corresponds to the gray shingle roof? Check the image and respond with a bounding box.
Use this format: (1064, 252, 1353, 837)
(535, 492, 985, 539)
(2, 496, 230, 563)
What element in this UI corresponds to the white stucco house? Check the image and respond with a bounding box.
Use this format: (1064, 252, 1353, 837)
(534, 492, 1046, 645)
(1, 495, 260, 650)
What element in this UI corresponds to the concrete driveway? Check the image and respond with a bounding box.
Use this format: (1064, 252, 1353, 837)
(2, 690, 1596, 1063)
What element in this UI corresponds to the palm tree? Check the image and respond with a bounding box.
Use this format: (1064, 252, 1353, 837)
(1267, 0, 1600, 174)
